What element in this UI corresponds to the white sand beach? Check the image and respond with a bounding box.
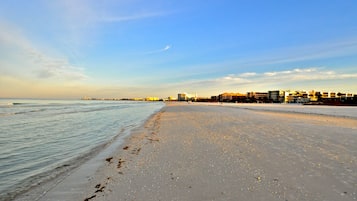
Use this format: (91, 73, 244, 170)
(77, 103, 356, 201)
(17, 103, 357, 201)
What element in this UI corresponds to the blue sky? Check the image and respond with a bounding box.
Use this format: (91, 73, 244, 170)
(1, 0, 357, 98)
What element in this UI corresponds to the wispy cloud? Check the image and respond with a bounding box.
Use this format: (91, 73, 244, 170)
(101, 11, 169, 23)
(240, 72, 257, 77)
(225, 38, 357, 69)
(163, 67, 357, 95)
(145, 45, 172, 54)
(0, 20, 87, 81)
(142, 37, 357, 82)
(49, 1, 174, 54)
(163, 45, 171, 51)
(54, 0, 172, 25)
(222, 68, 357, 83)
(28, 48, 87, 80)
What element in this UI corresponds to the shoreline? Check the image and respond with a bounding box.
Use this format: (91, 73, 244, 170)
(13, 127, 134, 201)
(14, 103, 357, 200)
(81, 108, 165, 201)
(1, 100, 164, 201)
(13, 107, 164, 201)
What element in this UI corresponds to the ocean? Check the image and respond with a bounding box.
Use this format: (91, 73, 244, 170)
(0, 99, 164, 200)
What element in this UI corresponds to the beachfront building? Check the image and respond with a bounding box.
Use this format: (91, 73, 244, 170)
(285, 90, 309, 103)
(329, 92, 336, 98)
(211, 96, 219, 102)
(218, 92, 246, 102)
(145, 97, 160, 101)
(165, 96, 177, 101)
(178, 93, 197, 101)
(315, 92, 357, 105)
(268, 90, 285, 103)
(346, 93, 354, 97)
(308, 90, 320, 102)
(307, 91, 354, 102)
(247, 92, 268, 103)
(178, 93, 187, 101)
(211, 89, 356, 104)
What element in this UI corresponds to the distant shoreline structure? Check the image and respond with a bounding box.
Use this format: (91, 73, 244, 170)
(81, 89, 357, 106)
(176, 90, 357, 106)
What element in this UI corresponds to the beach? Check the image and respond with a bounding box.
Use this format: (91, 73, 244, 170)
(18, 103, 357, 201)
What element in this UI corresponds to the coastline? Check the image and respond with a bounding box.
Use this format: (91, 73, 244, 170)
(13, 105, 164, 201)
(82, 102, 356, 201)
(1, 100, 163, 201)
(15, 102, 357, 200)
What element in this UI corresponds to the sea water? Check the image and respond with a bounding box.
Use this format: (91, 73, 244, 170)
(0, 99, 164, 200)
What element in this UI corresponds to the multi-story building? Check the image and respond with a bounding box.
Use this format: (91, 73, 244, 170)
(178, 93, 197, 101)
(268, 90, 285, 103)
(285, 90, 309, 103)
(218, 92, 246, 102)
(329, 92, 336, 98)
(211, 96, 219, 102)
(247, 92, 268, 102)
(178, 93, 187, 101)
(322, 92, 329, 99)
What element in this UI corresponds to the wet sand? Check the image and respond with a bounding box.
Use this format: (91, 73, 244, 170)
(77, 103, 356, 201)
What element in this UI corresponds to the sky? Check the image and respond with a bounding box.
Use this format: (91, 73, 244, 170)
(1, 0, 357, 99)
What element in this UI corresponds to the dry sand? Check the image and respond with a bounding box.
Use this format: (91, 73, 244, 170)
(78, 102, 357, 201)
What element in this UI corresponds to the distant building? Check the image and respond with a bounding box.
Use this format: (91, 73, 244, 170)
(176, 89, 356, 105)
(285, 90, 309, 103)
(211, 96, 219, 102)
(178, 93, 197, 101)
(247, 92, 268, 102)
(308, 90, 320, 102)
(268, 90, 285, 103)
(329, 92, 336, 98)
(218, 92, 246, 102)
(307, 91, 354, 102)
(166, 96, 177, 101)
(145, 97, 159, 101)
(178, 93, 187, 101)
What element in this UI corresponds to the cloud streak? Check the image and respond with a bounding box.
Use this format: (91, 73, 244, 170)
(54, 0, 172, 27)
(164, 67, 357, 95)
(101, 11, 169, 23)
(227, 38, 357, 69)
(0, 20, 87, 81)
(29, 48, 87, 80)
(144, 45, 172, 54)
(163, 45, 171, 51)
(221, 68, 357, 83)
(264, 47, 356, 66)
